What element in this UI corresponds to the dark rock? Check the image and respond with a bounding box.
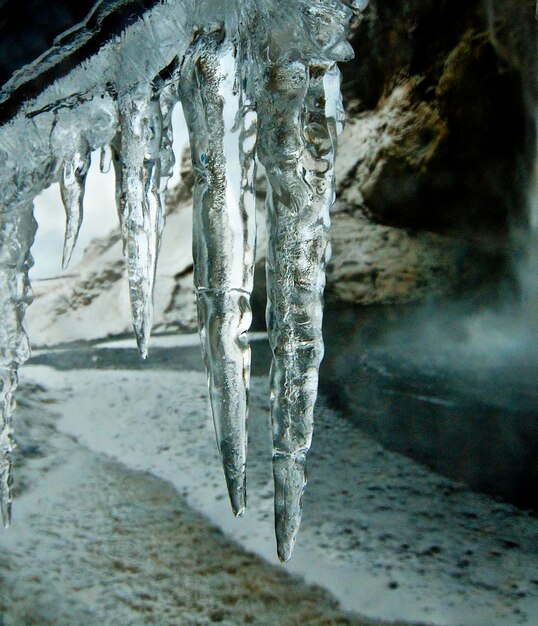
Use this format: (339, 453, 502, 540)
(331, 0, 537, 303)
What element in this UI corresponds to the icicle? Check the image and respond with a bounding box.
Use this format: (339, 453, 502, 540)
(60, 136, 91, 270)
(0, 203, 37, 527)
(100, 144, 112, 174)
(117, 89, 165, 358)
(256, 59, 339, 561)
(0, 0, 355, 560)
(159, 76, 179, 185)
(109, 133, 128, 256)
(179, 28, 257, 517)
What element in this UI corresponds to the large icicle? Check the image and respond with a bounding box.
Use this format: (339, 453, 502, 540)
(117, 89, 165, 358)
(59, 136, 91, 269)
(250, 0, 352, 561)
(0, 203, 36, 527)
(256, 61, 343, 561)
(179, 27, 257, 517)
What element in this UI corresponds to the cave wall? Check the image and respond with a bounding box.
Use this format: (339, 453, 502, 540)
(325, 0, 537, 306)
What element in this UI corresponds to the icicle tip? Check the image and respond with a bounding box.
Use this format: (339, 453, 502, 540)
(134, 323, 150, 360)
(223, 465, 247, 518)
(228, 483, 247, 517)
(61, 246, 74, 271)
(273, 452, 308, 563)
(1, 500, 11, 529)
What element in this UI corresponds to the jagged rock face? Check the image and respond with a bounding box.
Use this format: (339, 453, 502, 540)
(324, 0, 536, 304)
(259, 0, 529, 309)
(342, 0, 535, 233)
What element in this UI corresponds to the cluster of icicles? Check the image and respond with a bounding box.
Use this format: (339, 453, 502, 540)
(0, 0, 362, 561)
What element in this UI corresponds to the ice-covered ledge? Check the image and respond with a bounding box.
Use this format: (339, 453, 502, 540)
(0, 0, 360, 560)
(0, 0, 193, 200)
(0, 0, 167, 125)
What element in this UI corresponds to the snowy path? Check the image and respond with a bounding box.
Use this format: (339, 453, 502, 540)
(0, 380, 394, 626)
(2, 335, 538, 625)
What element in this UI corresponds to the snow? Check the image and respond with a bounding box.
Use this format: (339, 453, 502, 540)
(9, 348, 537, 626)
(26, 204, 195, 347)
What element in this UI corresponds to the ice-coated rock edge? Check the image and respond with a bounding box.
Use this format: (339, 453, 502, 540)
(0, 0, 363, 560)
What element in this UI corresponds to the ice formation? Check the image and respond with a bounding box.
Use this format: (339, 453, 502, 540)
(0, 0, 360, 559)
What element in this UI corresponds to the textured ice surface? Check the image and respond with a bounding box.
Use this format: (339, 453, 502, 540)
(0, 0, 356, 557)
(179, 24, 257, 516)
(257, 61, 343, 560)
(0, 203, 36, 526)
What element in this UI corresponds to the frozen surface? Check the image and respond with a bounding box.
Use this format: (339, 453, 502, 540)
(0, 0, 360, 556)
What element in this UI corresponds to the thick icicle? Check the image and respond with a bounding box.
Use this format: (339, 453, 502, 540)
(256, 59, 340, 561)
(0, 203, 37, 527)
(179, 29, 257, 517)
(60, 136, 91, 269)
(117, 89, 165, 358)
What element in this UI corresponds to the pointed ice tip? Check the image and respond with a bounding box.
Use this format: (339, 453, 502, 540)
(134, 324, 150, 359)
(275, 514, 300, 563)
(224, 470, 246, 518)
(61, 244, 73, 271)
(233, 504, 245, 518)
(61, 210, 80, 270)
(273, 452, 307, 564)
(1, 500, 11, 529)
(277, 539, 293, 563)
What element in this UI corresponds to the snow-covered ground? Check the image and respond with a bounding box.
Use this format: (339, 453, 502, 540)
(1, 334, 536, 626)
(0, 372, 367, 626)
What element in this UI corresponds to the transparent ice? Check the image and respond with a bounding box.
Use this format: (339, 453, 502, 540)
(0, 0, 359, 559)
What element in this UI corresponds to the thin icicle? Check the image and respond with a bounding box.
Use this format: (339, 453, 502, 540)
(108, 133, 128, 256)
(158, 74, 180, 185)
(60, 136, 91, 269)
(117, 89, 165, 358)
(0, 367, 17, 527)
(0, 203, 37, 527)
(100, 144, 112, 174)
(256, 59, 339, 562)
(179, 28, 257, 517)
